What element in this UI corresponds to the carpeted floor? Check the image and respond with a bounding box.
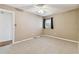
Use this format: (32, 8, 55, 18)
(8, 36, 78, 54)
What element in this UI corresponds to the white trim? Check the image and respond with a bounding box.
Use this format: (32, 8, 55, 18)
(13, 35, 79, 45)
(13, 38, 33, 44)
(41, 35, 79, 44)
(0, 8, 15, 44)
(0, 9, 14, 13)
(12, 11, 15, 44)
(13, 36, 40, 44)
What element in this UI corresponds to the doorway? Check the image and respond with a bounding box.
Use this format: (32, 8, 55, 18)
(0, 9, 15, 44)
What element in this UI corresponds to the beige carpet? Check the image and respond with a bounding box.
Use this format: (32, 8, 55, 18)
(8, 36, 78, 54)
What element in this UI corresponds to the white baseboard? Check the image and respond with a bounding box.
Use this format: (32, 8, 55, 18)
(13, 38, 33, 44)
(13, 36, 40, 44)
(13, 35, 79, 44)
(41, 35, 79, 44)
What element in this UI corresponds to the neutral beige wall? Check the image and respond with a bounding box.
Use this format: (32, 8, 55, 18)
(15, 11, 42, 41)
(43, 9, 79, 41)
(77, 9, 79, 42)
(0, 4, 42, 42)
(77, 9, 79, 52)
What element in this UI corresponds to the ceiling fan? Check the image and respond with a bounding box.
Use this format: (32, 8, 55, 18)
(22, 4, 46, 14)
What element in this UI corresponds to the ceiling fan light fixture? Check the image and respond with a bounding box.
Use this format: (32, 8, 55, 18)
(37, 10, 44, 14)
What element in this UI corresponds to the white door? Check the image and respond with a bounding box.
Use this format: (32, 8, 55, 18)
(0, 9, 15, 43)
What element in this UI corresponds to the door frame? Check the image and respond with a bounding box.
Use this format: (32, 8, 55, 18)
(0, 8, 15, 44)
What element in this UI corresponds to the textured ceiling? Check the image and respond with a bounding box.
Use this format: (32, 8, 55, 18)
(7, 4, 79, 16)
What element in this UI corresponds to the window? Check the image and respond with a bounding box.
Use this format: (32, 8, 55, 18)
(45, 19, 51, 28)
(43, 17, 54, 29)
